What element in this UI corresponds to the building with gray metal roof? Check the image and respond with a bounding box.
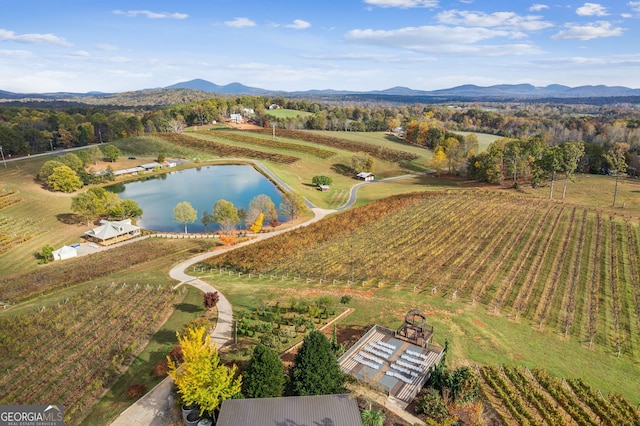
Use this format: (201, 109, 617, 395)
(216, 394, 362, 426)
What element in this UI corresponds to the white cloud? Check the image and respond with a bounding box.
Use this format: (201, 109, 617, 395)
(0, 49, 32, 59)
(346, 25, 543, 55)
(69, 50, 90, 57)
(224, 17, 257, 28)
(553, 21, 623, 40)
(622, 13, 632, 18)
(576, 3, 608, 16)
(301, 52, 436, 63)
(95, 44, 119, 51)
(629, 1, 640, 12)
(437, 10, 553, 31)
(529, 4, 549, 12)
(285, 19, 311, 30)
(0, 29, 71, 46)
(112, 10, 188, 19)
(363, 0, 439, 8)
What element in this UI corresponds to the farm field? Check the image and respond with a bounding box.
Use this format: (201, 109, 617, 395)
(522, 172, 640, 219)
(0, 282, 182, 424)
(195, 267, 640, 416)
(264, 108, 313, 119)
(479, 365, 640, 425)
(2, 128, 640, 423)
(150, 128, 431, 209)
(454, 130, 501, 152)
(0, 238, 208, 425)
(197, 190, 640, 403)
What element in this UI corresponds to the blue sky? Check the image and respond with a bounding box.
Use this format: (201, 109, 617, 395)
(1, 0, 639, 93)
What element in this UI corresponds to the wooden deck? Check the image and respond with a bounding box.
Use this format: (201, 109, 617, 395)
(339, 325, 444, 406)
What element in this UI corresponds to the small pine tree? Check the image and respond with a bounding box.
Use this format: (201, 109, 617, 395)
(288, 330, 345, 396)
(242, 344, 286, 398)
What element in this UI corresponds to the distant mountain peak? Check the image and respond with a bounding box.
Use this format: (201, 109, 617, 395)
(164, 79, 267, 94)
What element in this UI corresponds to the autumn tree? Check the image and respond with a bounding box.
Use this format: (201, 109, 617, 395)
(103, 145, 120, 162)
(108, 199, 143, 221)
(249, 213, 264, 233)
(538, 145, 563, 199)
(248, 194, 278, 223)
(201, 211, 213, 232)
(605, 142, 629, 207)
(351, 152, 374, 173)
(219, 219, 238, 245)
(87, 145, 103, 166)
(432, 147, 447, 177)
(288, 331, 345, 396)
(71, 190, 104, 225)
(560, 141, 585, 199)
(58, 153, 83, 171)
(311, 175, 332, 186)
(173, 201, 197, 234)
(242, 343, 286, 398)
(167, 326, 241, 415)
(212, 199, 240, 226)
(47, 165, 83, 192)
(279, 191, 308, 221)
(38, 160, 66, 182)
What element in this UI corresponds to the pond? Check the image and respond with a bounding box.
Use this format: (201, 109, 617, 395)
(106, 164, 284, 233)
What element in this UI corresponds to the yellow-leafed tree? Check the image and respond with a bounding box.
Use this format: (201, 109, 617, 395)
(167, 327, 241, 415)
(249, 212, 264, 233)
(433, 147, 447, 177)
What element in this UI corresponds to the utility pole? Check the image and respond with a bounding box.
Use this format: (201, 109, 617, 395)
(0, 145, 6, 168)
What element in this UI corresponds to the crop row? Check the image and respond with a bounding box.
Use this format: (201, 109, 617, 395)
(502, 366, 568, 426)
(199, 190, 640, 358)
(151, 132, 299, 164)
(247, 129, 419, 163)
(0, 238, 192, 302)
(479, 366, 640, 426)
(207, 130, 337, 159)
(0, 283, 181, 425)
(479, 365, 542, 425)
(0, 190, 21, 210)
(566, 378, 632, 425)
(0, 215, 45, 255)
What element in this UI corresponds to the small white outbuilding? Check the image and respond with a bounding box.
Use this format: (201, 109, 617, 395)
(52, 245, 78, 261)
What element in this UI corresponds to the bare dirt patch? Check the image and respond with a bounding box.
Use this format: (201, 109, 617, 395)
(472, 319, 486, 328)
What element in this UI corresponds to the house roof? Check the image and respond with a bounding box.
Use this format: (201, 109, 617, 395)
(85, 219, 139, 241)
(139, 162, 162, 170)
(216, 394, 362, 426)
(356, 172, 373, 178)
(53, 245, 77, 258)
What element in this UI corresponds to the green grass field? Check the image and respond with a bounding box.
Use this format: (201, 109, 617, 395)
(265, 108, 313, 119)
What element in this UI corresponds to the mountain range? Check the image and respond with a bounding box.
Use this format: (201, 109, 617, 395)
(2, 78, 640, 102)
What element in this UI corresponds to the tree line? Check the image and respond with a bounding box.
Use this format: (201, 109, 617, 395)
(173, 192, 308, 238)
(3, 97, 639, 157)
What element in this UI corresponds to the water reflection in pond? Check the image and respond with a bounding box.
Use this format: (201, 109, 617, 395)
(106, 164, 284, 233)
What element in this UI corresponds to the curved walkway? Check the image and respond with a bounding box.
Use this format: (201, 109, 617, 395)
(110, 172, 421, 425)
(109, 207, 335, 426)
